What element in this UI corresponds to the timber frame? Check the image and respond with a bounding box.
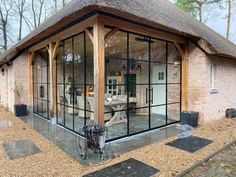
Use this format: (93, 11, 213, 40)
(27, 14, 188, 126)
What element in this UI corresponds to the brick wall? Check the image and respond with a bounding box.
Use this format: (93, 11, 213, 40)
(0, 52, 30, 113)
(188, 42, 236, 123)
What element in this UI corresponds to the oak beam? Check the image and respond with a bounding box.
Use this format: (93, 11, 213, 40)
(93, 19, 105, 125)
(99, 15, 185, 44)
(175, 42, 188, 111)
(105, 28, 120, 42)
(85, 28, 94, 44)
(47, 42, 60, 118)
(28, 51, 35, 110)
(29, 15, 97, 52)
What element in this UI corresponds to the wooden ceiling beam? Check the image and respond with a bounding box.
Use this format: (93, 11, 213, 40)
(85, 28, 94, 45)
(99, 14, 185, 44)
(105, 28, 120, 42)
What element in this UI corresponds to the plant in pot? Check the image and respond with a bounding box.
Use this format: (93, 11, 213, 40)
(12, 80, 27, 116)
(181, 85, 199, 127)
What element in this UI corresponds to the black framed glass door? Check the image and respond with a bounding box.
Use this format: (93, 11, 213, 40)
(105, 28, 181, 142)
(33, 48, 50, 119)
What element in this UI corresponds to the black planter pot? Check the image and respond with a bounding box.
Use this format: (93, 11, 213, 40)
(14, 104, 27, 117)
(180, 111, 199, 127)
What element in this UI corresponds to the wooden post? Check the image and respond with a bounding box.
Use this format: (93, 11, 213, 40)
(28, 52, 35, 111)
(93, 19, 105, 125)
(47, 41, 60, 119)
(175, 42, 188, 111)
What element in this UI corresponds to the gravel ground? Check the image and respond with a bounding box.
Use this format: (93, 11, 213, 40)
(184, 142, 236, 177)
(0, 107, 235, 177)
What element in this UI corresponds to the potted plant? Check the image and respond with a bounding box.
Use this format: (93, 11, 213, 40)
(12, 80, 27, 116)
(180, 85, 199, 127)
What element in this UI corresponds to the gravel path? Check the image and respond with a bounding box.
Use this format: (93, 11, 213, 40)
(0, 107, 235, 177)
(184, 142, 236, 177)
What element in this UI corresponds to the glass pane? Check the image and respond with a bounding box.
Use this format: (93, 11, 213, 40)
(64, 84, 78, 107)
(37, 100, 43, 115)
(105, 30, 127, 59)
(74, 61, 85, 85)
(150, 63, 166, 84)
(129, 61, 148, 85)
(129, 34, 149, 61)
(106, 110, 127, 140)
(105, 59, 127, 86)
(74, 34, 84, 61)
(129, 107, 149, 134)
(151, 85, 166, 106)
(167, 103, 180, 123)
(57, 106, 64, 125)
(151, 105, 166, 128)
(42, 100, 48, 118)
(168, 84, 180, 104)
(151, 39, 166, 63)
(33, 67, 38, 83)
(76, 90, 86, 110)
(64, 38, 73, 62)
(65, 106, 74, 130)
(64, 62, 73, 84)
(133, 85, 149, 108)
(168, 43, 180, 64)
(33, 98, 37, 113)
(33, 83, 38, 98)
(74, 108, 85, 133)
(57, 63, 64, 84)
(168, 64, 180, 83)
(57, 84, 64, 104)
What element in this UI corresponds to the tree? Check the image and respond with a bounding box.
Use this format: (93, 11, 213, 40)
(13, 0, 27, 41)
(175, 0, 223, 23)
(226, 0, 232, 39)
(31, 0, 45, 28)
(175, 0, 197, 17)
(0, 0, 13, 51)
(192, 0, 222, 23)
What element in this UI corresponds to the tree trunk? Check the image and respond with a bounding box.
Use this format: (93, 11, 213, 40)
(18, 11, 23, 41)
(62, 0, 66, 7)
(226, 0, 231, 40)
(2, 20, 7, 50)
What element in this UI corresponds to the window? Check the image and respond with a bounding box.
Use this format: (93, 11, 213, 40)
(210, 64, 216, 88)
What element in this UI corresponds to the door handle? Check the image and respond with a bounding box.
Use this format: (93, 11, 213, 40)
(146, 87, 148, 104)
(151, 87, 153, 104)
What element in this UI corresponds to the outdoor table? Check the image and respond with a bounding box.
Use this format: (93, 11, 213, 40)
(105, 100, 127, 126)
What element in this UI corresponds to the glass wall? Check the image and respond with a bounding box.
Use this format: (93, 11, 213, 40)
(104, 28, 181, 141)
(55, 28, 181, 141)
(56, 32, 94, 134)
(33, 48, 50, 119)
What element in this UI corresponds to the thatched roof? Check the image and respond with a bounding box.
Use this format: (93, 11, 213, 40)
(1, 0, 236, 66)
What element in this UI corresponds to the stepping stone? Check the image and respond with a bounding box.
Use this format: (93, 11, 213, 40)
(3, 139, 40, 160)
(166, 136, 213, 153)
(0, 119, 13, 128)
(83, 158, 159, 177)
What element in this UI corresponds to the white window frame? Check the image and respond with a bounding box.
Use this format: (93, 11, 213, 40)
(209, 64, 219, 94)
(210, 64, 216, 88)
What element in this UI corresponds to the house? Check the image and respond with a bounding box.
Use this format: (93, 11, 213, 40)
(0, 0, 236, 142)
